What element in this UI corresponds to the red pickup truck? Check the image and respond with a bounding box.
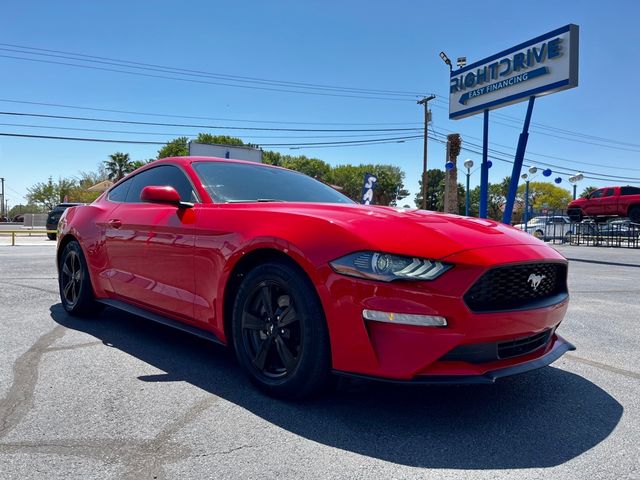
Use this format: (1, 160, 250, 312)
(567, 186, 640, 222)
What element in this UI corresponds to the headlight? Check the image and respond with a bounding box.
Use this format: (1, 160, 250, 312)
(329, 251, 452, 282)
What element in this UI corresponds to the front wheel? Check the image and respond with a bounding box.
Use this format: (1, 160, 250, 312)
(629, 206, 640, 223)
(533, 229, 545, 241)
(231, 261, 332, 399)
(47, 233, 57, 241)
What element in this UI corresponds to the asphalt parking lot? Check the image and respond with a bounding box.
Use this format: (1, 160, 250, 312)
(0, 241, 638, 479)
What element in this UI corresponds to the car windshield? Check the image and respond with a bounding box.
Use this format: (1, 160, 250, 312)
(193, 161, 355, 204)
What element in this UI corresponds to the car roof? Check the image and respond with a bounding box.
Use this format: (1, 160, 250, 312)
(155, 156, 273, 168)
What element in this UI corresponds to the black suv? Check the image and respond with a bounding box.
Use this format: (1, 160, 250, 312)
(46, 203, 82, 240)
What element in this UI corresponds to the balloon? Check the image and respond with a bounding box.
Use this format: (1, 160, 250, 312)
(486, 161, 493, 168)
(554, 177, 562, 184)
(543, 168, 552, 177)
(445, 161, 455, 170)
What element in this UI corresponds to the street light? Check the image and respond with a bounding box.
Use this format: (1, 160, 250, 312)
(439, 51, 452, 71)
(521, 167, 539, 229)
(568, 173, 584, 200)
(463, 159, 474, 216)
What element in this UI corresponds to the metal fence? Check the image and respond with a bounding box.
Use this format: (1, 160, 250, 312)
(517, 210, 640, 248)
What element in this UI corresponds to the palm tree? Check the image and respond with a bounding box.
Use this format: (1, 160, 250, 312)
(104, 152, 134, 181)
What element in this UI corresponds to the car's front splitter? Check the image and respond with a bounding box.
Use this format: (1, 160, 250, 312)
(333, 334, 575, 385)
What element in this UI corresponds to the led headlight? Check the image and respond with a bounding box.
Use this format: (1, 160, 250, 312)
(330, 251, 452, 282)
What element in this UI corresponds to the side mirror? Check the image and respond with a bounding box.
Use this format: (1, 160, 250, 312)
(140, 186, 193, 208)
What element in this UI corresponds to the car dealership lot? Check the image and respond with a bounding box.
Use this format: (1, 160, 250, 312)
(0, 244, 638, 480)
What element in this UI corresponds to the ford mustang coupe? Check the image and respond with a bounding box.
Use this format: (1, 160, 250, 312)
(57, 157, 573, 398)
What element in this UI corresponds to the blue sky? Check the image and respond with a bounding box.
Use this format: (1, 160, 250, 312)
(1, 0, 639, 208)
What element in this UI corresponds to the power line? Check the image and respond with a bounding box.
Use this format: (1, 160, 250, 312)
(0, 122, 423, 140)
(0, 43, 427, 97)
(0, 131, 423, 148)
(0, 53, 417, 103)
(0, 110, 423, 133)
(0, 98, 421, 126)
(431, 96, 640, 151)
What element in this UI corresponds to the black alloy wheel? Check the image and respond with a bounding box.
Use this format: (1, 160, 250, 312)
(241, 281, 301, 378)
(58, 241, 101, 316)
(232, 261, 332, 399)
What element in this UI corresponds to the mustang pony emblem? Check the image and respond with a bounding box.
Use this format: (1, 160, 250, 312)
(527, 273, 546, 291)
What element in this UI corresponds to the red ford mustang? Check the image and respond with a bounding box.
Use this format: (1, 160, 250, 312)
(57, 156, 573, 398)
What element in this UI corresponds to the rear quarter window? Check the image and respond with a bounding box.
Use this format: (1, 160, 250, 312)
(621, 187, 640, 196)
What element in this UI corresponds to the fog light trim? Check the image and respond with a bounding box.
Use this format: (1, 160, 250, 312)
(362, 309, 447, 327)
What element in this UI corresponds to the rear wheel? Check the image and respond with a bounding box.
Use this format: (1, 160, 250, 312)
(231, 261, 332, 399)
(629, 206, 640, 223)
(58, 241, 101, 316)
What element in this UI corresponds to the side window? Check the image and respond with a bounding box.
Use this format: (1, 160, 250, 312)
(125, 165, 196, 203)
(621, 186, 640, 196)
(589, 189, 604, 199)
(603, 188, 614, 197)
(107, 178, 133, 202)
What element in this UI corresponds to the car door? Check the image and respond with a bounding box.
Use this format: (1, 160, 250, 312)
(600, 188, 617, 215)
(104, 165, 198, 322)
(584, 188, 605, 216)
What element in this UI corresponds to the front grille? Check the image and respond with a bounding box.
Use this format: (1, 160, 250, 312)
(441, 329, 552, 363)
(497, 329, 551, 359)
(464, 263, 567, 312)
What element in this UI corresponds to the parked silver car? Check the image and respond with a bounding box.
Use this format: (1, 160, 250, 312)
(514, 216, 573, 241)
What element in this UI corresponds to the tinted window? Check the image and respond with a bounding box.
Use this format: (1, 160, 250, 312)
(621, 186, 640, 196)
(590, 189, 604, 199)
(125, 165, 196, 203)
(603, 188, 614, 197)
(192, 161, 355, 204)
(108, 178, 132, 202)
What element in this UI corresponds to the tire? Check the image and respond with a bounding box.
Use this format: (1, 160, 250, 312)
(563, 231, 572, 244)
(629, 206, 640, 223)
(533, 229, 545, 241)
(47, 233, 57, 241)
(231, 261, 332, 399)
(567, 209, 583, 222)
(58, 241, 101, 316)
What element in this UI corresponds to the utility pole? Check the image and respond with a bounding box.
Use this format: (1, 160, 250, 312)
(0, 177, 4, 219)
(417, 95, 436, 210)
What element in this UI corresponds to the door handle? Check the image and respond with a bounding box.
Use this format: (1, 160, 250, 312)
(108, 219, 122, 229)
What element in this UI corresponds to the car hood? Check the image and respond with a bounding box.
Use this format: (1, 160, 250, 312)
(232, 203, 544, 260)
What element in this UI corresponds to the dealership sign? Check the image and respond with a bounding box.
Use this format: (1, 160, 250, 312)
(449, 24, 579, 119)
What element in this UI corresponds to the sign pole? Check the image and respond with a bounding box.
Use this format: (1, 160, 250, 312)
(503, 96, 536, 225)
(479, 110, 489, 218)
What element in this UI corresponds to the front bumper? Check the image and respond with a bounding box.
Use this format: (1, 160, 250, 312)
(334, 334, 575, 384)
(317, 243, 571, 381)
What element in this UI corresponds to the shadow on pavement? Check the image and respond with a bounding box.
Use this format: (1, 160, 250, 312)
(51, 303, 622, 470)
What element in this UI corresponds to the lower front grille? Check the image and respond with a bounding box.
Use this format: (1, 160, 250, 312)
(441, 329, 553, 364)
(497, 330, 551, 359)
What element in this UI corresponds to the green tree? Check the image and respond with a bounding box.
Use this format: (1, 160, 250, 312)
(8, 203, 46, 217)
(280, 155, 331, 181)
(329, 164, 408, 206)
(26, 177, 77, 210)
(580, 185, 597, 198)
(196, 133, 245, 146)
(414, 169, 446, 210)
(104, 152, 135, 181)
(517, 181, 572, 210)
(157, 137, 189, 158)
